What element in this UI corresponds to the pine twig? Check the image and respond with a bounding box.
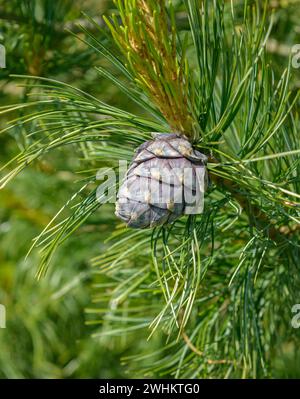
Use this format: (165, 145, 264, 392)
(104, 0, 197, 139)
(182, 331, 233, 365)
(209, 165, 295, 244)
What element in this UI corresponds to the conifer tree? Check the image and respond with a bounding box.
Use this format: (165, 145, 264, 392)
(1, 0, 300, 378)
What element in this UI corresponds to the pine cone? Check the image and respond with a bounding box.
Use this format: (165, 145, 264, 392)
(115, 133, 207, 228)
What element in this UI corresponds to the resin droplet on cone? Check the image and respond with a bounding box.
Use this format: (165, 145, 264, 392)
(115, 133, 208, 228)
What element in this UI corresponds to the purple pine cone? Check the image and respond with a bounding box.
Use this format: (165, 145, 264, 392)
(115, 133, 208, 228)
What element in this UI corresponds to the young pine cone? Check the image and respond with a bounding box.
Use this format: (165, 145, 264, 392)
(115, 133, 208, 228)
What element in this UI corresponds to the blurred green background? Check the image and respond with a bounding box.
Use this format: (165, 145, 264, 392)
(0, 0, 299, 378)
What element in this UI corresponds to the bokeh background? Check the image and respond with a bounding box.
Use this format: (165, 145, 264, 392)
(0, 0, 299, 378)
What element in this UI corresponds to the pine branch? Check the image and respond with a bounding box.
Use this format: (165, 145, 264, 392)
(209, 159, 298, 244)
(104, 0, 300, 245)
(104, 0, 198, 139)
(1, 0, 300, 378)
